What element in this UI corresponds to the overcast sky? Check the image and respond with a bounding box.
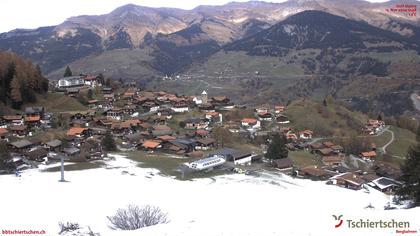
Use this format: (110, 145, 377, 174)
(1, 0, 390, 33)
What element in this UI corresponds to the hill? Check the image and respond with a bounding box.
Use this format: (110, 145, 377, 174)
(284, 99, 368, 137)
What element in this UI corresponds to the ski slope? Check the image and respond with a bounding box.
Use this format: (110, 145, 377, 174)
(0, 154, 419, 236)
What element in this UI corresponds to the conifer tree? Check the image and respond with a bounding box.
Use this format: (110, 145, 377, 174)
(265, 133, 288, 161)
(398, 144, 420, 206)
(102, 132, 117, 151)
(63, 66, 73, 77)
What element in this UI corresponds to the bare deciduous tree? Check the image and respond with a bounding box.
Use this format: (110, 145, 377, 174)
(107, 205, 169, 230)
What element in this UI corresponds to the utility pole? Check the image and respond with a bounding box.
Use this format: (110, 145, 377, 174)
(59, 156, 65, 182)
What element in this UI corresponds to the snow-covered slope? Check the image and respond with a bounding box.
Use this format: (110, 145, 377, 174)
(0, 155, 419, 236)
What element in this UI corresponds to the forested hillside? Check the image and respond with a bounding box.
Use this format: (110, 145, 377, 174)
(0, 51, 49, 109)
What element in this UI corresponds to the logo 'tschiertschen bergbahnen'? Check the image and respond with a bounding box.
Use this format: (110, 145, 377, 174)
(332, 215, 417, 234)
(333, 215, 343, 228)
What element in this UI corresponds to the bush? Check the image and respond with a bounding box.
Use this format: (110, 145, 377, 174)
(107, 205, 169, 230)
(58, 222, 100, 236)
(58, 222, 80, 234)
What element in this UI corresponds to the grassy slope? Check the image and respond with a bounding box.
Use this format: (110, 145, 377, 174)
(288, 150, 321, 168)
(284, 99, 368, 136)
(26, 93, 87, 113)
(370, 130, 393, 147)
(47, 48, 159, 80)
(388, 126, 417, 158)
(188, 51, 306, 77)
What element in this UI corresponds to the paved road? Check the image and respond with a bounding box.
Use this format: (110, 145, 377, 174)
(380, 129, 395, 154)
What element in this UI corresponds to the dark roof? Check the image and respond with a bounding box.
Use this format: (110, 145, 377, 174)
(45, 139, 62, 148)
(66, 88, 80, 93)
(317, 148, 333, 155)
(10, 140, 33, 149)
(25, 107, 44, 114)
(171, 139, 195, 146)
(10, 125, 28, 131)
(26, 148, 48, 160)
(63, 147, 80, 155)
(196, 138, 215, 145)
(373, 177, 402, 189)
(185, 118, 203, 124)
(309, 143, 324, 149)
(211, 148, 239, 157)
(272, 158, 293, 169)
(231, 152, 252, 161)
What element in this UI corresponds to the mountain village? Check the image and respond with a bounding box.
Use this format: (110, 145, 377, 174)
(0, 73, 403, 197)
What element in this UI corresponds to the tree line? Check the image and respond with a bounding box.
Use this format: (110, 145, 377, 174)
(0, 51, 49, 109)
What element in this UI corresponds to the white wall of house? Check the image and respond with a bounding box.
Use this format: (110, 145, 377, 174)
(150, 106, 160, 112)
(171, 107, 189, 113)
(58, 77, 84, 88)
(84, 80, 97, 88)
(234, 156, 252, 165)
(193, 97, 203, 105)
(299, 134, 312, 140)
(258, 117, 272, 121)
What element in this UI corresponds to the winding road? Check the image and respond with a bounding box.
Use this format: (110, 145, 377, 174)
(379, 129, 394, 155)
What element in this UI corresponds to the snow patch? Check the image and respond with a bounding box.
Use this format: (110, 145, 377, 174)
(0, 155, 419, 236)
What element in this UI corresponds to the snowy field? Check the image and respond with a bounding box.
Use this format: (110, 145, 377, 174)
(0, 154, 419, 236)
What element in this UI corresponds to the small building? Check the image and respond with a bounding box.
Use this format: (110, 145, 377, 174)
(9, 125, 29, 137)
(0, 128, 9, 141)
(57, 76, 85, 89)
(195, 138, 215, 151)
(84, 75, 99, 88)
(187, 155, 226, 171)
(63, 146, 81, 157)
(66, 127, 90, 138)
(241, 118, 260, 130)
(26, 147, 48, 162)
(3, 115, 24, 126)
(25, 107, 45, 117)
(25, 115, 41, 127)
(272, 158, 294, 173)
(370, 177, 402, 194)
(171, 102, 189, 113)
(214, 149, 254, 166)
(65, 88, 80, 96)
(205, 112, 222, 124)
(257, 112, 273, 121)
(322, 141, 336, 148)
(315, 148, 333, 157)
(184, 118, 208, 130)
(309, 142, 324, 152)
(276, 115, 290, 124)
(9, 140, 33, 152)
(102, 87, 113, 94)
(106, 108, 124, 121)
(274, 105, 285, 114)
(255, 105, 270, 114)
(299, 130, 314, 140)
(298, 166, 330, 180)
(45, 139, 62, 151)
(331, 172, 365, 190)
(322, 155, 343, 166)
(360, 151, 376, 161)
(166, 139, 196, 154)
(142, 140, 162, 150)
